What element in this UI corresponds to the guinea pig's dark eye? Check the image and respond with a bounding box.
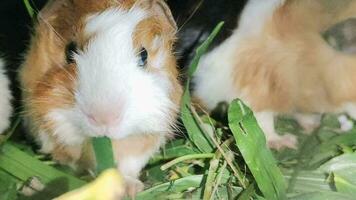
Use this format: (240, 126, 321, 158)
(138, 48, 148, 67)
(65, 41, 78, 64)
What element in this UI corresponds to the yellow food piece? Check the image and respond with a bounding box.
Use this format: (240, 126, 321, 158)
(54, 169, 125, 200)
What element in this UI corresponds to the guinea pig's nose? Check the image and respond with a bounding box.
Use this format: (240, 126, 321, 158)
(86, 112, 121, 127)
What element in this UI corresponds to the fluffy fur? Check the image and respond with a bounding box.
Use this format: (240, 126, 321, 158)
(20, 0, 181, 196)
(0, 58, 12, 134)
(194, 0, 356, 149)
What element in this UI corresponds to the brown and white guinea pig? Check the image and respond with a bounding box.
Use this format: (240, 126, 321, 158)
(193, 0, 356, 150)
(0, 58, 12, 134)
(20, 0, 182, 195)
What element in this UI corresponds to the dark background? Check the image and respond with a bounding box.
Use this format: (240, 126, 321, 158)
(0, 0, 247, 108)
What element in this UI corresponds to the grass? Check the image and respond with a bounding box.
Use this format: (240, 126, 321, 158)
(1, 2, 356, 200)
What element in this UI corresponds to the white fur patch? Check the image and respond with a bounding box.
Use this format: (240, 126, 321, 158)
(193, 34, 241, 110)
(254, 111, 277, 139)
(152, 36, 161, 50)
(294, 113, 321, 132)
(38, 131, 55, 153)
(85, 7, 146, 36)
(338, 103, 356, 131)
(238, 0, 285, 36)
(338, 115, 353, 132)
(118, 155, 151, 178)
(151, 49, 166, 69)
(341, 103, 356, 119)
(0, 58, 12, 134)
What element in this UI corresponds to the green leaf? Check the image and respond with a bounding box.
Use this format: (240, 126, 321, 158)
(180, 22, 224, 153)
(319, 153, 356, 195)
(92, 137, 116, 174)
(0, 143, 85, 190)
(333, 174, 356, 195)
(228, 99, 287, 200)
(304, 131, 356, 169)
(0, 170, 18, 200)
(289, 191, 354, 200)
(283, 170, 334, 194)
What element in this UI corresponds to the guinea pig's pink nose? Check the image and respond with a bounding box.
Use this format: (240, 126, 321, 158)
(86, 112, 121, 127)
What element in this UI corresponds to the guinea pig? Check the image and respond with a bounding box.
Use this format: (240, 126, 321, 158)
(0, 58, 12, 134)
(20, 0, 182, 196)
(193, 0, 356, 150)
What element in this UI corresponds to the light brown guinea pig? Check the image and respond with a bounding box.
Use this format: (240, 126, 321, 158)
(20, 0, 182, 196)
(193, 0, 356, 150)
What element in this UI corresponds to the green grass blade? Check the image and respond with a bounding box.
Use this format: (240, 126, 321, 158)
(92, 137, 116, 174)
(237, 182, 256, 200)
(187, 22, 225, 77)
(150, 145, 200, 164)
(203, 152, 221, 200)
(181, 92, 214, 153)
(23, 0, 35, 18)
(161, 153, 214, 171)
(136, 175, 203, 199)
(180, 22, 224, 153)
(0, 118, 21, 145)
(0, 143, 85, 190)
(228, 99, 287, 200)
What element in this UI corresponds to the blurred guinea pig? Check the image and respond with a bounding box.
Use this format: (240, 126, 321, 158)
(0, 58, 12, 134)
(193, 0, 356, 150)
(20, 0, 182, 196)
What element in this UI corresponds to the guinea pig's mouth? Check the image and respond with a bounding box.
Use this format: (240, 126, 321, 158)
(84, 122, 123, 138)
(77, 107, 125, 138)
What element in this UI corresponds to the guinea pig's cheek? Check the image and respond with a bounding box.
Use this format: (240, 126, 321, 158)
(135, 77, 174, 132)
(148, 72, 172, 94)
(46, 108, 87, 146)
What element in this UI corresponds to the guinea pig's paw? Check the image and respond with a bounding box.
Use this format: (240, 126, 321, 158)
(294, 114, 321, 134)
(267, 133, 298, 150)
(19, 177, 45, 196)
(124, 176, 144, 198)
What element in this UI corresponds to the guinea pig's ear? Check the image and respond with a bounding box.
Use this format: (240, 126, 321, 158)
(138, 0, 177, 32)
(37, 0, 73, 23)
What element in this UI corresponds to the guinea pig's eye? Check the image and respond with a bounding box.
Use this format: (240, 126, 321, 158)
(138, 48, 148, 67)
(65, 42, 78, 64)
